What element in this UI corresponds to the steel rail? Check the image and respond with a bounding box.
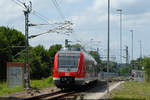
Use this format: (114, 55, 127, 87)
(24, 90, 62, 100)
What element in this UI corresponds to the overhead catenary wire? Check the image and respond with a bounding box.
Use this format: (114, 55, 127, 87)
(11, 0, 26, 9)
(15, 0, 24, 5)
(12, 0, 50, 24)
(11, 0, 49, 24)
(29, 22, 72, 39)
(11, 0, 73, 41)
(31, 10, 50, 24)
(51, 0, 66, 20)
(11, 0, 70, 28)
(28, 21, 72, 27)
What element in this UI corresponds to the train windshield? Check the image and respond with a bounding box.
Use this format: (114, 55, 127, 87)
(58, 53, 80, 68)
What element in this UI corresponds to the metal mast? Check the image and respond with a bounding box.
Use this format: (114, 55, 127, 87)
(117, 9, 123, 64)
(130, 30, 134, 61)
(107, 0, 110, 93)
(126, 46, 129, 65)
(23, 1, 32, 89)
(130, 30, 134, 69)
(139, 40, 142, 69)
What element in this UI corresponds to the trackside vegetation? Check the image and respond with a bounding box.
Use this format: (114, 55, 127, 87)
(31, 76, 54, 89)
(131, 57, 150, 82)
(0, 26, 60, 95)
(0, 26, 62, 80)
(0, 77, 54, 96)
(110, 81, 150, 100)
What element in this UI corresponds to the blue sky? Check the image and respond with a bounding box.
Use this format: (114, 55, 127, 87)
(0, 0, 150, 63)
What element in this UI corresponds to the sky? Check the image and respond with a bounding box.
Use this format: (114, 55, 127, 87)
(0, 0, 150, 63)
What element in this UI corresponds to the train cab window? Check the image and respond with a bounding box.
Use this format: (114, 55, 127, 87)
(58, 54, 80, 68)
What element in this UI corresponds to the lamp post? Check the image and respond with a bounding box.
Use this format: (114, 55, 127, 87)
(130, 30, 134, 69)
(117, 9, 123, 64)
(107, 0, 110, 93)
(139, 40, 142, 70)
(130, 30, 134, 61)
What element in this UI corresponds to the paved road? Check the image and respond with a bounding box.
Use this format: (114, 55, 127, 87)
(76, 81, 124, 100)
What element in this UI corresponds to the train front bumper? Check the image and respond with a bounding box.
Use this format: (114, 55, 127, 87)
(53, 77, 84, 88)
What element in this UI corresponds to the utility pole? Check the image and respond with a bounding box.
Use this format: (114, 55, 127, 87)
(130, 30, 134, 61)
(97, 48, 99, 54)
(65, 39, 72, 48)
(117, 9, 123, 64)
(126, 46, 129, 65)
(130, 30, 134, 69)
(23, 2, 32, 89)
(97, 48, 100, 73)
(65, 39, 69, 48)
(139, 40, 142, 69)
(107, 0, 110, 93)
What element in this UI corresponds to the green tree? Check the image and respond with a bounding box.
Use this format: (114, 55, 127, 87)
(29, 45, 49, 79)
(131, 57, 150, 82)
(142, 57, 150, 82)
(89, 51, 101, 72)
(15, 44, 62, 79)
(120, 66, 131, 76)
(0, 26, 63, 80)
(0, 26, 25, 80)
(48, 44, 62, 75)
(69, 43, 85, 50)
(101, 61, 117, 73)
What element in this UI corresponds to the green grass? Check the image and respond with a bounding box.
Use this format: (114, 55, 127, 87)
(0, 81, 24, 96)
(0, 76, 54, 96)
(110, 81, 150, 100)
(30, 76, 54, 89)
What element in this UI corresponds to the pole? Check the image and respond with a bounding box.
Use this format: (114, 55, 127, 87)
(117, 9, 122, 64)
(130, 30, 134, 69)
(120, 10, 122, 64)
(24, 10, 30, 89)
(107, 0, 110, 93)
(140, 40, 142, 69)
(65, 39, 68, 48)
(24, 2, 32, 89)
(132, 31, 133, 61)
(126, 46, 129, 65)
(130, 30, 134, 61)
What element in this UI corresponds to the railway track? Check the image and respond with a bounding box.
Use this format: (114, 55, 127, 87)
(24, 90, 77, 100)
(24, 81, 106, 100)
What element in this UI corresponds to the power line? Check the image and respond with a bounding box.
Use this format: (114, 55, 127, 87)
(11, 0, 25, 9)
(15, 0, 24, 5)
(51, 0, 66, 20)
(31, 10, 50, 24)
(28, 21, 71, 27)
(12, 0, 68, 28)
(29, 22, 72, 39)
(11, 0, 50, 24)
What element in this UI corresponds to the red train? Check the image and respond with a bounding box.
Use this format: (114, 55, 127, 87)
(53, 48, 98, 89)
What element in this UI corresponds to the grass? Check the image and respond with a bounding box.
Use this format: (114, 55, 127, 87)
(110, 81, 150, 100)
(0, 81, 24, 96)
(0, 76, 54, 96)
(30, 76, 54, 89)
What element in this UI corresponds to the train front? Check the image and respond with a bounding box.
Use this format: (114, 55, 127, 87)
(53, 49, 85, 89)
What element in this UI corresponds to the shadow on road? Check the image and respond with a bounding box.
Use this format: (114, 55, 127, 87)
(85, 81, 108, 93)
(0, 97, 24, 100)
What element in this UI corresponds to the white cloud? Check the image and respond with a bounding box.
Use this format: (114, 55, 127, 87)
(0, 0, 22, 21)
(92, 0, 137, 11)
(1, 0, 150, 60)
(127, 12, 150, 26)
